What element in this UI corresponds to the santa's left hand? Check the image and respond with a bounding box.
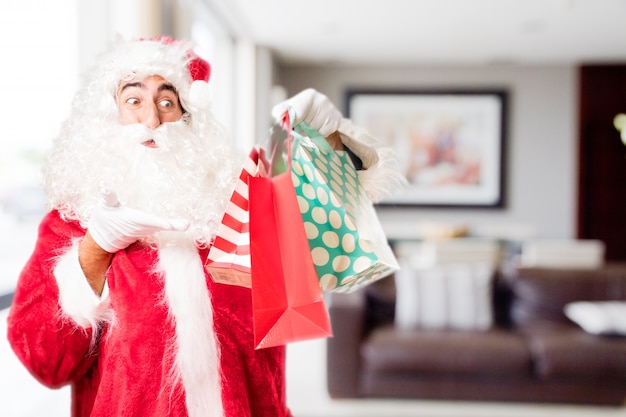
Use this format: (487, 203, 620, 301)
(271, 88, 342, 137)
(88, 189, 189, 253)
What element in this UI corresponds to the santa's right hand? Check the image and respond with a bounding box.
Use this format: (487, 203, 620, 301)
(87, 189, 189, 253)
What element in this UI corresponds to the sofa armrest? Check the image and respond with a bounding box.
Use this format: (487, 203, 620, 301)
(326, 290, 367, 398)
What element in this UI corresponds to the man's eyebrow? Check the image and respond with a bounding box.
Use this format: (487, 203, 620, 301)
(118, 81, 177, 94)
(119, 81, 143, 92)
(158, 83, 177, 94)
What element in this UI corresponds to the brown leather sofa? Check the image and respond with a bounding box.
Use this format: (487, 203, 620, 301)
(326, 264, 626, 405)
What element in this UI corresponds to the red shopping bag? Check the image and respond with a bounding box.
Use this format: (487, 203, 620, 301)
(206, 147, 268, 288)
(249, 119, 333, 349)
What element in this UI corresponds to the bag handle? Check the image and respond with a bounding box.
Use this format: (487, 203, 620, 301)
(281, 108, 295, 171)
(281, 107, 343, 162)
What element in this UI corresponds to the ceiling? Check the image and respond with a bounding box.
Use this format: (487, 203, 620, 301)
(204, 0, 626, 66)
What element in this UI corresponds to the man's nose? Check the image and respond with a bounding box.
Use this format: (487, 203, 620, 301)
(141, 102, 161, 129)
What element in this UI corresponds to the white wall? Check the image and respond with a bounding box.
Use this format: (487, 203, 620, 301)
(73, 1, 579, 240)
(277, 64, 578, 240)
(77, 0, 163, 77)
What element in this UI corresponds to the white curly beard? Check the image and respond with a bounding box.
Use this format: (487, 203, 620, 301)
(44, 114, 243, 248)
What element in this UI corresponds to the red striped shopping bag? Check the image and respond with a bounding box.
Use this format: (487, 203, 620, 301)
(205, 146, 269, 287)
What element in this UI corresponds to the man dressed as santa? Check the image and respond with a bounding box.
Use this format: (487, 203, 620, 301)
(7, 36, 404, 417)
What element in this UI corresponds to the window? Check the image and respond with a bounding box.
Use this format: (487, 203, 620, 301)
(0, 2, 78, 416)
(0, 0, 79, 299)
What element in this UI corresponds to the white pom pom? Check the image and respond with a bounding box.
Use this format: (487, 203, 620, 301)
(188, 80, 211, 109)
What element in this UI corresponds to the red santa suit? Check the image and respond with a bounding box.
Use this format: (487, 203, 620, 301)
(8, 209, 291, 417)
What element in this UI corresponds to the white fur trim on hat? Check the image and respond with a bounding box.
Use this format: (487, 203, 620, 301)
(188, 80, 211, 109)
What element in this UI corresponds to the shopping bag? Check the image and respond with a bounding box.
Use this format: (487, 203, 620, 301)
(205, 147, 268, 288)
(249, 132, 333, 349)
(288, 113, 400, 293)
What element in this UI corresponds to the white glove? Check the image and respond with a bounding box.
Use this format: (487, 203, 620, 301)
(88, 189, 189, 253)
(271, 88, 342, 137)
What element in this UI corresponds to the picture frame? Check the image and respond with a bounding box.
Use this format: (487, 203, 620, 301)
(346, 89, 507, 208)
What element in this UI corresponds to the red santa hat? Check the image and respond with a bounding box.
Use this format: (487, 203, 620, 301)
(91, 36, 213, 114)
(146, 36, 212, 109)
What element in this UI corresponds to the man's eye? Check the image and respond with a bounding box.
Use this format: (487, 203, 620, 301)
(160, 99, 174, 108)
(125, 97, 140, 105)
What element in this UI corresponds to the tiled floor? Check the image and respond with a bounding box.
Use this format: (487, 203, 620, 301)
(1, 217, 625, 417)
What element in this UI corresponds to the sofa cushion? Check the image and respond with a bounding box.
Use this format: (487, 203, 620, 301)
(564, 301, 626, 336)
(527, 328, 626, 381)
(361, 325, 529, 376)
(509, 266, 626, 328)
(394, 263, 495, 330)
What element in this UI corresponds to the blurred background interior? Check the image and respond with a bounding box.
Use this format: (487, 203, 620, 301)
(2, 1, 626, 416)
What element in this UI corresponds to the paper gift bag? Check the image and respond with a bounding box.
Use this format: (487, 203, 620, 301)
(249, 146, 333, 349)
(289, 119, 399, 293)
(205, 147, 268, 288)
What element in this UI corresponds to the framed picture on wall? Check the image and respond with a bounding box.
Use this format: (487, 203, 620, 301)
(347, 89, 507, 208)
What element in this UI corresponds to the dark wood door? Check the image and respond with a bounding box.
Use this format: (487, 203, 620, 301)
(578, 64, 626, 261)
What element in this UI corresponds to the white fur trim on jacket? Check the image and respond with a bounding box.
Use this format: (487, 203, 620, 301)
(338, 118, 408, 202)
(54, 239, 111, 329)
(158, 236, 224, 417)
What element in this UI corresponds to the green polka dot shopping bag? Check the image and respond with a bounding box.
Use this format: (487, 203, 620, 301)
(285, 109, 399, 293)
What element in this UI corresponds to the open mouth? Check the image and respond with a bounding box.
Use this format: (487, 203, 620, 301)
(142, 139, 158, 148)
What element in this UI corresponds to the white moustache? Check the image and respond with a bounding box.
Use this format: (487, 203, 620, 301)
(115, 121, 189, 151)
